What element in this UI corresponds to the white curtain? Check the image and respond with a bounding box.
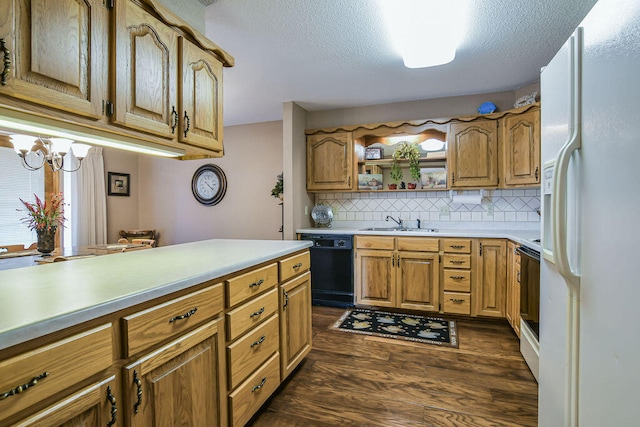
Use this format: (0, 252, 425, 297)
(70, 147, 107, 246)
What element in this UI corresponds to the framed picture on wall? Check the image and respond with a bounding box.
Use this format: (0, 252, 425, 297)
(108, 172, 130, 196)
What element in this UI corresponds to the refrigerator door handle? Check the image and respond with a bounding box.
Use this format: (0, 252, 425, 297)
(552, 30, 582, 286)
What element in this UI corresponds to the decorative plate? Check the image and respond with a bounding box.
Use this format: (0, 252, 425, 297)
(311, 204, 333, 225)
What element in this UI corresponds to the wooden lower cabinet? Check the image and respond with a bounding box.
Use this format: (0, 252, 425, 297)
(229, 353, 280, 427)
(279, 272, 313, 380)
(355, 236, 440, 311)
(12, 375, 118, 427)
(506, 241, 522, 336)
(355, 249, 396, 307)
(473, 239, 507, 317)
(124, 319, 227, 427)
(397, 251, 440, 311)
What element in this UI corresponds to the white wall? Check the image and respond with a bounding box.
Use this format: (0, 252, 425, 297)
(136, 121, 283, 245)
(156, 0, 205, 33)
(306, 90, 518, 130)
(102, 148, 140, 242)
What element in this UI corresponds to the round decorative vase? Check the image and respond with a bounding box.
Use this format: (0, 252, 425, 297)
(388, 184, 398, 190)
(407, 183, 417, 189)
(36, 226, 56, 254)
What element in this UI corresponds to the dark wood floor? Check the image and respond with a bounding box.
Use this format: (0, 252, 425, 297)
(248, 306, 538, 427)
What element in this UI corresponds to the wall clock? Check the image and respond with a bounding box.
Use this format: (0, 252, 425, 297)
(191, 164, 227, 206)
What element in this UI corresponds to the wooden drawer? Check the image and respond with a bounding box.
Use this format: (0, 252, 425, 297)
(443, 269, 471, 292)
(227, 288, 279, 341)
(228, 314, 279, 389)
(0, 324, 113, 423)
(442, 239, 472, 254)
(442, 254, 471, 269)
(396, 237, 439, 252)
(227, 263, 278, 308)
(356, 235, 395, 250)
(279, 251, 310, 282)
(443, 292, 471, 315)
(123, 284, 223, 356)
(229, 352, 280, 427)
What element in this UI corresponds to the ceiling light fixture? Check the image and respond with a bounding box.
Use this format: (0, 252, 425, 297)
(379, 0, 467, 68)
(11, 134, 91, 172)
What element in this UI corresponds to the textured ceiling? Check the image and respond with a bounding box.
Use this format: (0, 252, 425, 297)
(204, 0, 598, 126)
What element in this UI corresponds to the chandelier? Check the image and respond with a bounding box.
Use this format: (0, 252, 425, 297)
(10, 134, 92, 172)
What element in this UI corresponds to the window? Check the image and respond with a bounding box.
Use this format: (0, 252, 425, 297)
(0, 147, 45, 245)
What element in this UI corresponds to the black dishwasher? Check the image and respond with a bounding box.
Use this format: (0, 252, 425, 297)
(300, 234, 354, 308)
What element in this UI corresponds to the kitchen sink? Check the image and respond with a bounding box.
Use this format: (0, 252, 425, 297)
(360, 227, 438, 232)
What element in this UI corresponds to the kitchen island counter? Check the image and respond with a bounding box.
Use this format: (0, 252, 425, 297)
(0, 239, 311, 351)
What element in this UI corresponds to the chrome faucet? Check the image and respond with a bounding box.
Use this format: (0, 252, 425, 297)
(385, 216, 402, 227)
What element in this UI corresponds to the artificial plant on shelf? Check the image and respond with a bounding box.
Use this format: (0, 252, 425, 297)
(19, 192, 66, 253)
(270, 173, 283, 200)
(392, 141, 422, 182)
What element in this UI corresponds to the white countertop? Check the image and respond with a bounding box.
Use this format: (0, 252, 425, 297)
(0, 239, 311, 351)
(296, 227, 541, 251)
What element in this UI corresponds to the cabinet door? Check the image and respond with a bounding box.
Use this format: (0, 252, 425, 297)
(448, 121, 498, 187)
(355, 249, 395, 307)
(502, 108, 540, 186)
(124, 319, 227, 427)
(307, 132, 354, 191)
(473, 239, 506, 317)
(0, 0, 106, 118)
(113, 0, 178, 138)
(279, 272, 312, 380)
(179, 37, 223, 153)
(13, 376, 117, 427)
(397, 251, 440, 312)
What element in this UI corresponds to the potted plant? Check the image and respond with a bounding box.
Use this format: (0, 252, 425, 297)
(19, 192, 66, 253)
(391, 141, 421, 187)
(270, 173, 283, 200)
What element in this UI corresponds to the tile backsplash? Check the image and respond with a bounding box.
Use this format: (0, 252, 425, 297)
(316, 189, 541, 227)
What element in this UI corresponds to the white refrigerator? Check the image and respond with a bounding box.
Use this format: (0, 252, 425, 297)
(539, 0, 640, 425)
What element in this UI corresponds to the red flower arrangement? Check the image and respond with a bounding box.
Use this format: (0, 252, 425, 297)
(19, 192, 66, 231)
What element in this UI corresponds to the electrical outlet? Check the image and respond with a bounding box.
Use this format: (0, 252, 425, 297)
(304, 206, 308, 216)
(487, 204, 494, 215)
(439, 205, 450, 215)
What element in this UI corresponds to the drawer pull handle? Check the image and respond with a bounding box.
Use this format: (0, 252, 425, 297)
(450, 275, 465, 280)
(0, 371, 48, 401)
(0, 38, 9, 86)
(250, 307, 265, 318)
(292, 262, 303, 269)
(169, 307, 197, 323)
(184, 110, 191, 137)
(450, 260, 465, 265)
(107, 385, 117, 426)
(450, 245, 465, 249)
(249, 278, 264, 289)
(251, 335, 266, 348)
(283, 289, 289, 309)
(170, 105, 178, 134)
(133, 370, 143, 414)
(450, 298, 465, 304)
(251, 377, 267, 393)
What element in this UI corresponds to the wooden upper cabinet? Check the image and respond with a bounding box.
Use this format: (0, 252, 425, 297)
(0, 0, 107, 118)
(179, 37, 223, 152)
(501, 107, 541, 187)
(113, 0, 178, 138)
(307, 132, 355, 191)
(447, 120, 499, 188)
